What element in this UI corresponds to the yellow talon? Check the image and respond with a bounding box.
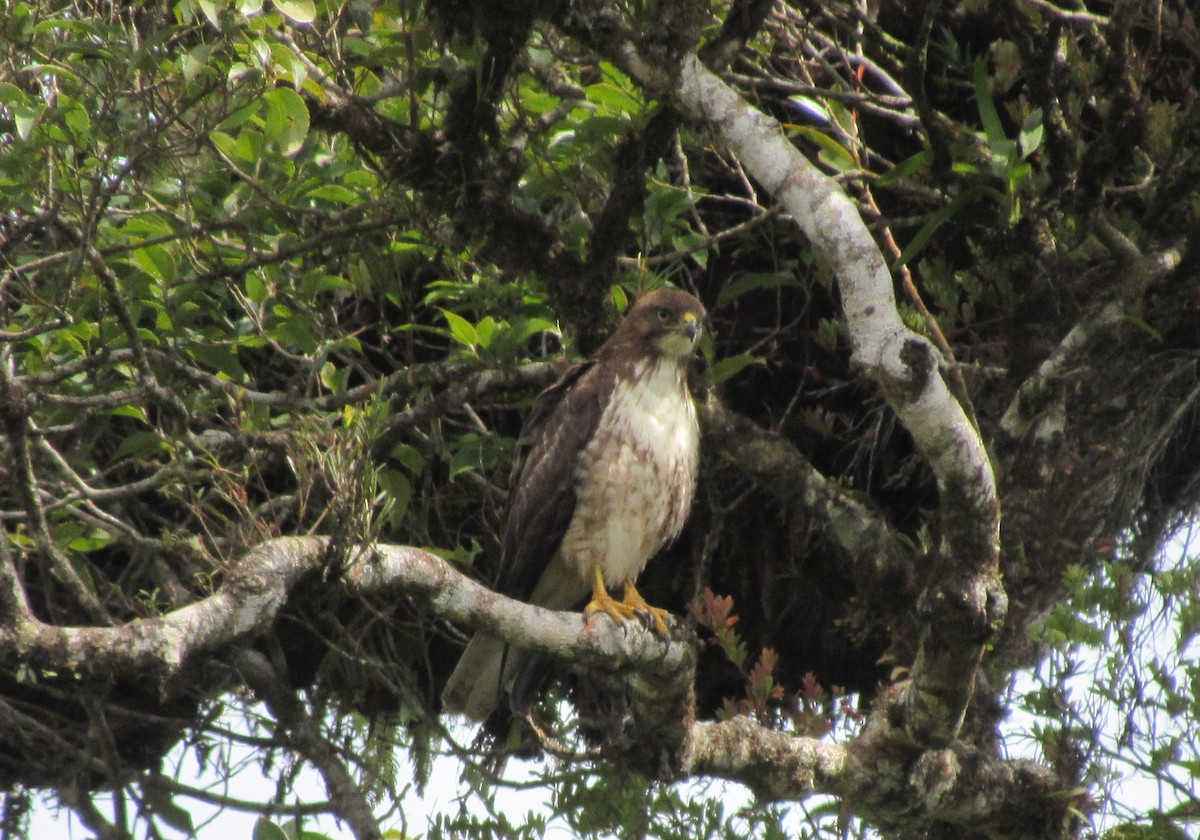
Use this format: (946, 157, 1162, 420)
(583, 568, 671, 634)
(584, 566, 634, 624)
(620, 579, 672, 635)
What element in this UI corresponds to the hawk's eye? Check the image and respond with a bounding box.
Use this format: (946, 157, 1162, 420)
(655, 307, 672, 322)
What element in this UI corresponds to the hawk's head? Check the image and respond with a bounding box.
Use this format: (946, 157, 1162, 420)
(604, 288, 705, 362)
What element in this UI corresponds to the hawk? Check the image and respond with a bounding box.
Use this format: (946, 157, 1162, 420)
(442, 288, 705, 721)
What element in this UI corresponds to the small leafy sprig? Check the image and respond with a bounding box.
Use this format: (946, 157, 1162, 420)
(689, 588, 784, 722)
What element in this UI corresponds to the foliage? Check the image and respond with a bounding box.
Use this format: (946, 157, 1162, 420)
(2, 0, 1200, 839)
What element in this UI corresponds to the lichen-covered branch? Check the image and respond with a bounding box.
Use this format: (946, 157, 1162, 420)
(671, 52, 1004, 747)
(1, 536, 691, 696)
(688, 714, 1076, 839)
(672, 54, 997, 552)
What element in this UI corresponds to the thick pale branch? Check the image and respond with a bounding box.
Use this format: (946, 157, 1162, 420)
(347, 542, 694, 676)
(2, 537, 690, 694)
(671, 53, 1004, 746)
(688, 715, 1074, 839)
(673, 55, 997, 535)
(688, 716, 847, 799)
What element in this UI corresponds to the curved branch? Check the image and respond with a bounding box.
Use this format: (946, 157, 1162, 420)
(670, 53, 1003, 747)
(673, 55, 997, 539)
(999, 301, 1125, 442)
(687, 715, 1076, 839)
(1, 536, 691, 696)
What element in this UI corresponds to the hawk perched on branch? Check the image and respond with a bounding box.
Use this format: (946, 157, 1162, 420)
(442, 288, 706, 721)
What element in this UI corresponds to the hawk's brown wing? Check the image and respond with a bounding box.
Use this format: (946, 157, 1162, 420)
(496, 358, 612, 602)
(441, 359, 613, 719)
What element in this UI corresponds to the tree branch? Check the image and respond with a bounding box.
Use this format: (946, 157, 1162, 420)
(670, 52, 1004, 748)
(688, 714, 1077, 839)
(1, 537, 691, 697)
(1, 531, 1079, 834)
(999, 301, 1125, 442)
(232, 648, 382, 840)
(673, 55, 997, 547)
(699, 396, 912, 590)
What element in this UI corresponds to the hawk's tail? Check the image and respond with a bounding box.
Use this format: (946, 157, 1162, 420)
(442, 634, 515, 721)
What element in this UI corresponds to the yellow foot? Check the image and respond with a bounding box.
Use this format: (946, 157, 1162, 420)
(582, 568, 671, 634)
(621, 580, 672, 635)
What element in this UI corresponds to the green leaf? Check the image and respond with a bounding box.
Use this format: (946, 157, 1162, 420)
(110, 405, 147, 422)
(441, 309, 478, 349)
(585, 82, 641, 117)
(787, 124, 855, 172)
(61, 99, 90, 138)
(274, 0, 315, 24)
(1019, 108, 1045, 158)
(132, 244, 176, 282)
(305, 184, 359, 205)
(474, 315, 497, 349)
(190, 343, 245, 379)
(0, 82, 26, 105)
(252, 817, 289, 840)
(14, 105, 41, 141)
(197, 0, 223, 29)
(111, 431, 168, 463)
(487, 316, 558, 360)
(715, 272, 801, 310)
(448, 433, 505, 480)
(390, 443, 426, 476)
(181, 44, 214, 82)
(269, 41, 309, 88)
(973, 56, 1012, 156)
(67, 531, 115, 552)
(895, 188, 987, 269)
(876, 150, 931, 187)
(245, 272, 268, 304)
(269, 311, 318, 353)
(377, 468, 412, 520)
(263, 87, 309, 156)
(208, 129, 240, 160)
(313, 273, 352, 293)
(521, 91, 560, 115)
(708, 353, 763, 386)
(121, 215, 175, 239)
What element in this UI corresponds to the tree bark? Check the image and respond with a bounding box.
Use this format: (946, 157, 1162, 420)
(670, 51, 1005, 749)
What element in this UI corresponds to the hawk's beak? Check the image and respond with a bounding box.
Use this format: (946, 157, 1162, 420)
(682, 313, 700, 341)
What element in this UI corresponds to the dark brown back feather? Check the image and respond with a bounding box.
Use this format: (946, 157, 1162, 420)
(496, 359, 613, 601)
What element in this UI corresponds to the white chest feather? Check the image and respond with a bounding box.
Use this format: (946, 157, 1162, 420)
(559, 360, 699, 587)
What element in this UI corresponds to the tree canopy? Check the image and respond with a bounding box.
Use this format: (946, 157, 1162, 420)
(2, 1, 1199, 838)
